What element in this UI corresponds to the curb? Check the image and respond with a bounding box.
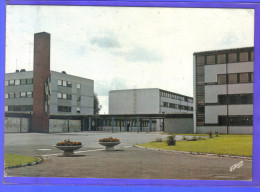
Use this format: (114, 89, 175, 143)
(5, 157, 44, 169)
(134, 145, 252, 160)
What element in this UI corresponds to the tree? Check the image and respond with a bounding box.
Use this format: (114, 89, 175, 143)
(94, 93, 102, 115)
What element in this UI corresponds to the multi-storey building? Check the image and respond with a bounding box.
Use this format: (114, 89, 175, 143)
(5, 70, 94, 115)
(109, 88, 193, 131)
(194, 47, 254, 134)
(5, 32, 94, 133)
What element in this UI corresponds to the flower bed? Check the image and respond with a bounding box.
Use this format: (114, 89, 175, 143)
(56, 139, 82, 146)
(99, 137, 120, 142)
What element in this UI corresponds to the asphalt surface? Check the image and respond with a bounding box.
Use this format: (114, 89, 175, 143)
(4, 132, 252, 180)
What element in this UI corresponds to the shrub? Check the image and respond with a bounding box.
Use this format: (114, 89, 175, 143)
(166, 135, 176, 146)
(197, 136, 206, 141)
(155, 137, 163, 142)
(182, 136, 187, 141)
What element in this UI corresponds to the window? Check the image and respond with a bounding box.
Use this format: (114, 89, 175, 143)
(9, 80, 15, 86)
(218, 116, 228, 126)
(62, 93, 67, 99)
(15, 92, 20, 98)
(239, 52, 248, 62)
(5, 80, 8, 86)
(27, 92, 32, 98)
(5, 106, 8, 112)
(196, 56, 205, 65)
(228, 74, 237, 84)
(77, 83, 81, 89)
(251, 51, 254, 61)
(196, 86, 204, 94)
(228, 95, 239, 104)
(169, 103, 175, 108)
(67, 81, 72, 87)
(197, 65, 204, 74)
(217, 54, 226, 64)
(20, 92, 26, 98)
(228, 53, 237, 63)
(9, 93, 15, 98)
(218, 95, 227, 105)
(58, 80, 62, 86)
(20, 79, 27, 85)
(250, 72, 253, 83)
(240, 94, 253, 104)
(5, 93, 8, 98)
(58, 106, 71, 112)
(58, 93, 62, 99)
(77, 96, 81, 101)
(197, 95, 205, 105)
(197, 107, 205, 114)
(163, 102, 168, 107)
(67, 94, 72, 100)
(15, 79, 20, 85)
(239, 73, 249, 83)
(62, 80, 67, 87)
(27, 78, 33, 84)
(218, 74, 226, 85)
(196, 75, 204, 84)
(206, 55, 215, 65)
(77, 107, 80, 113)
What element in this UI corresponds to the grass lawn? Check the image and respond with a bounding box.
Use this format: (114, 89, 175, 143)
(4, 154, 40, 168)
(139, 135, 252, 157)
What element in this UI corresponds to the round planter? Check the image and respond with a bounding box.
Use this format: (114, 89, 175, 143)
(99, 142, 120, 151)
(55, 145, 83, 157)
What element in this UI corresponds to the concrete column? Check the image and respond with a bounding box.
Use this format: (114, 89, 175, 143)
(112, 117, 114, 133)
(68, 118, 70, 132)
(89, 117, 91, 132)
(125, 119, 127, 132)
(137, 117, 139, 133)
(130, 120, 133, 132)
(149, 118, 152, 132)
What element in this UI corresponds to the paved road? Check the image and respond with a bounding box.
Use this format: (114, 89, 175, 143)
(4, 132, 252, 180)
(4, 132, 173, 156)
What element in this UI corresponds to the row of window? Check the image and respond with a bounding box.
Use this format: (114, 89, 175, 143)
(218, 72, 253, 84)
(97, 119, 151, 127)
(58, 79, 81, 89)
(162, 102, 193, 111)
(5, 91, 33, 99)
(218, 115, 253, 126)
(160, 91, 193, 103)
(57, 106, 81, 113)
(58, 93, 72, 100)
(5, 78, 33, 86)
(5, 105, 33, 112)
(196, 51, 254, 65)
(218, 94, 253, 105)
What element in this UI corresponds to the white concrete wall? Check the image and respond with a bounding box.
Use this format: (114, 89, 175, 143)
(228, 61, 254, 73)
(205, 64, 226, 83)
(5, 117, 29, 133)
(109, 89, 160, 114)
(205, 85, 226, 103)
(49, 119, 81, 133)
(205, 105, 227, 124)
(164, 118, 193, 134)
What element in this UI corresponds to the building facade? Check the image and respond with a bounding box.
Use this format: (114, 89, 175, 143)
(109, 88, 193, 131)
(194, 47, 254, 134)
(5, 70, 94, 116)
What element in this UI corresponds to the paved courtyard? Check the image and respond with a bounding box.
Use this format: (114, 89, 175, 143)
(4, 132, 252, 180)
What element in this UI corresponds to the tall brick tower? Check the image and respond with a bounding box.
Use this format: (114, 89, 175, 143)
(32, 32, 51, 132)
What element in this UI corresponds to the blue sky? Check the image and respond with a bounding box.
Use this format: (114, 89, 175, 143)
(5, 6, 254, 113)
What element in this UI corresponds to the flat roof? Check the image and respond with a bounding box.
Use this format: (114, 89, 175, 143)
(194, 47, 254, 56)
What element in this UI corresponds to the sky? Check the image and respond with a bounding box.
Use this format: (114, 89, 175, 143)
(5, 6, 254, 114)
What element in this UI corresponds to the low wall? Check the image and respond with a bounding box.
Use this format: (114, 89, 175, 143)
(196, 126, 253, 134)
(164, 117, 193, 134)
(49, 119, 81, 133)
(5, 117, 29, 133)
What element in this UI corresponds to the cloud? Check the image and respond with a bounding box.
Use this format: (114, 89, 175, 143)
(90, 36, 120, 48)
(95, 78, 130, 96)
(124, 46, 162, 62)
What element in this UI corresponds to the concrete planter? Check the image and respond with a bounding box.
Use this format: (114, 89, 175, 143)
(55, 145, 83, 157)
(99, 142, 120, 151)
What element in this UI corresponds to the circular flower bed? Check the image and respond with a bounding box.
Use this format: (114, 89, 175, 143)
(99, 137, 120, 142)
(55, 139, 82, 157)
(99, 137, 120, 151)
